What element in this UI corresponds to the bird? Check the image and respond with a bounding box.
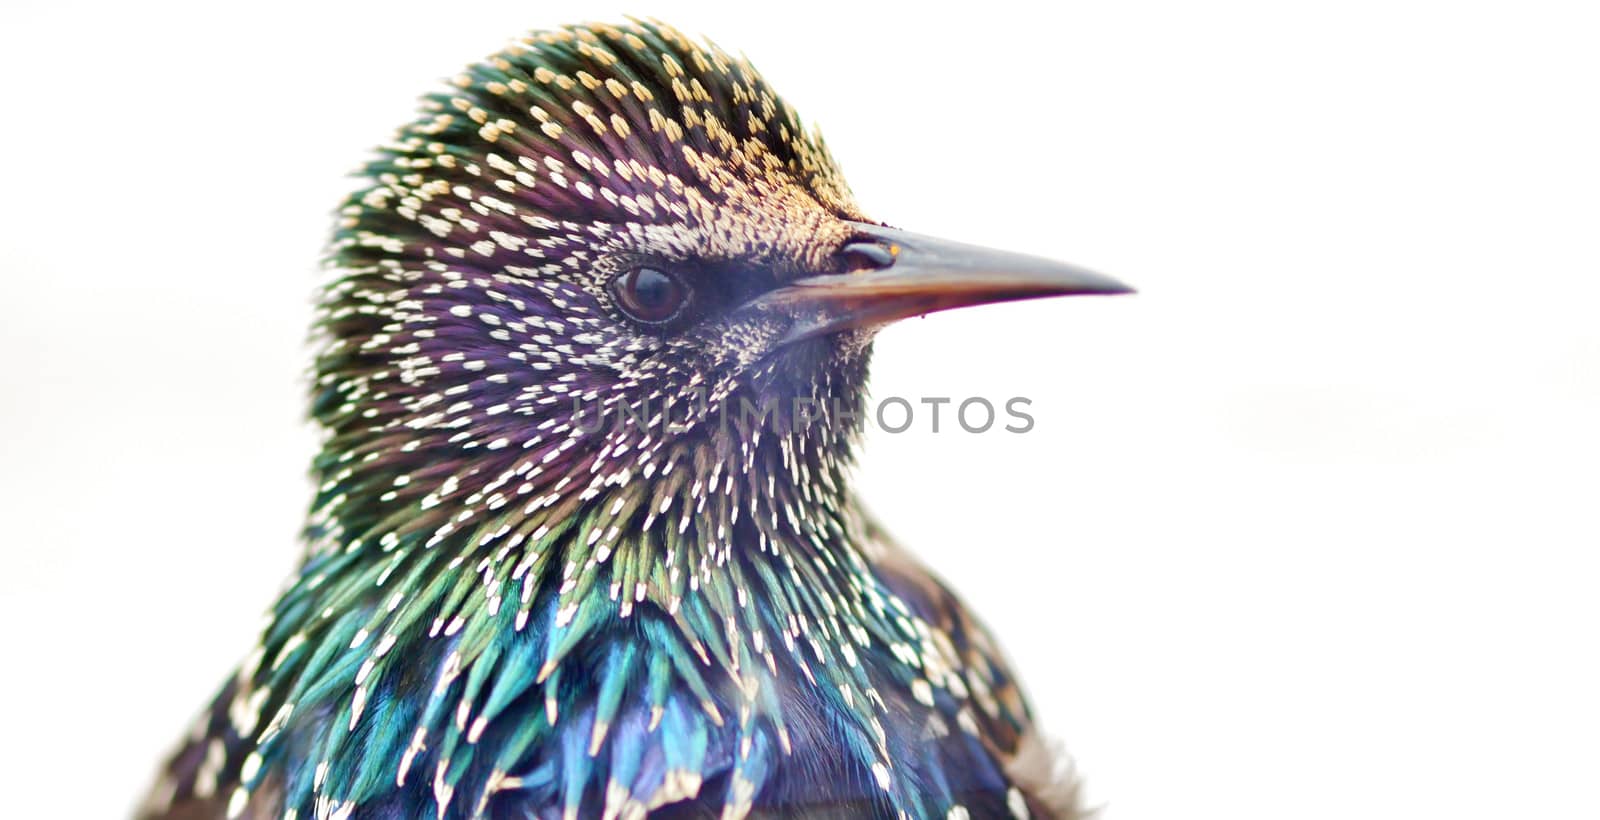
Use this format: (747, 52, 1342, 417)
(139, 19, 1131, 820)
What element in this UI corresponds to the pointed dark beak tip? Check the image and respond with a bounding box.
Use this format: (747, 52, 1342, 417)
(1074, 273, 1137, 297)
(1010, 265, 1135, 301)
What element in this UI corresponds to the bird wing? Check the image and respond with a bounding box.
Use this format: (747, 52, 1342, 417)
(860, 509, 1086, 820)
(137, 676, 284, 820)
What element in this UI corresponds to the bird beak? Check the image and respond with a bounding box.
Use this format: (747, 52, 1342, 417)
(756, 221, 1134, 344)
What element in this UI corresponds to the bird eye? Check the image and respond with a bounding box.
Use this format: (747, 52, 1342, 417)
(612, 266, 690, 326)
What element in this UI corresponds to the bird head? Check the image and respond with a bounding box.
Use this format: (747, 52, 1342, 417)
(323, 21, 1128, 509)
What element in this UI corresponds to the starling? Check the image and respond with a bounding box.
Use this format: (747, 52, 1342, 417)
(140, 19, 1130, 820)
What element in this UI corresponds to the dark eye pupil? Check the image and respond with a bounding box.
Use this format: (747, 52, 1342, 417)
(615, 267, 687, 324)
(631, 269, 675, 309)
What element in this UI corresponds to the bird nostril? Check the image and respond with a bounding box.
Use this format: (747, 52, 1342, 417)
(837, 240, 897, 274)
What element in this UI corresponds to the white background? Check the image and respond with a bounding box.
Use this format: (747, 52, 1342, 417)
(3, 2, 1597, 817)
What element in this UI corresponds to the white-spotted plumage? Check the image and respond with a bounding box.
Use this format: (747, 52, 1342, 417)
(141, 18, 1079, 820)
